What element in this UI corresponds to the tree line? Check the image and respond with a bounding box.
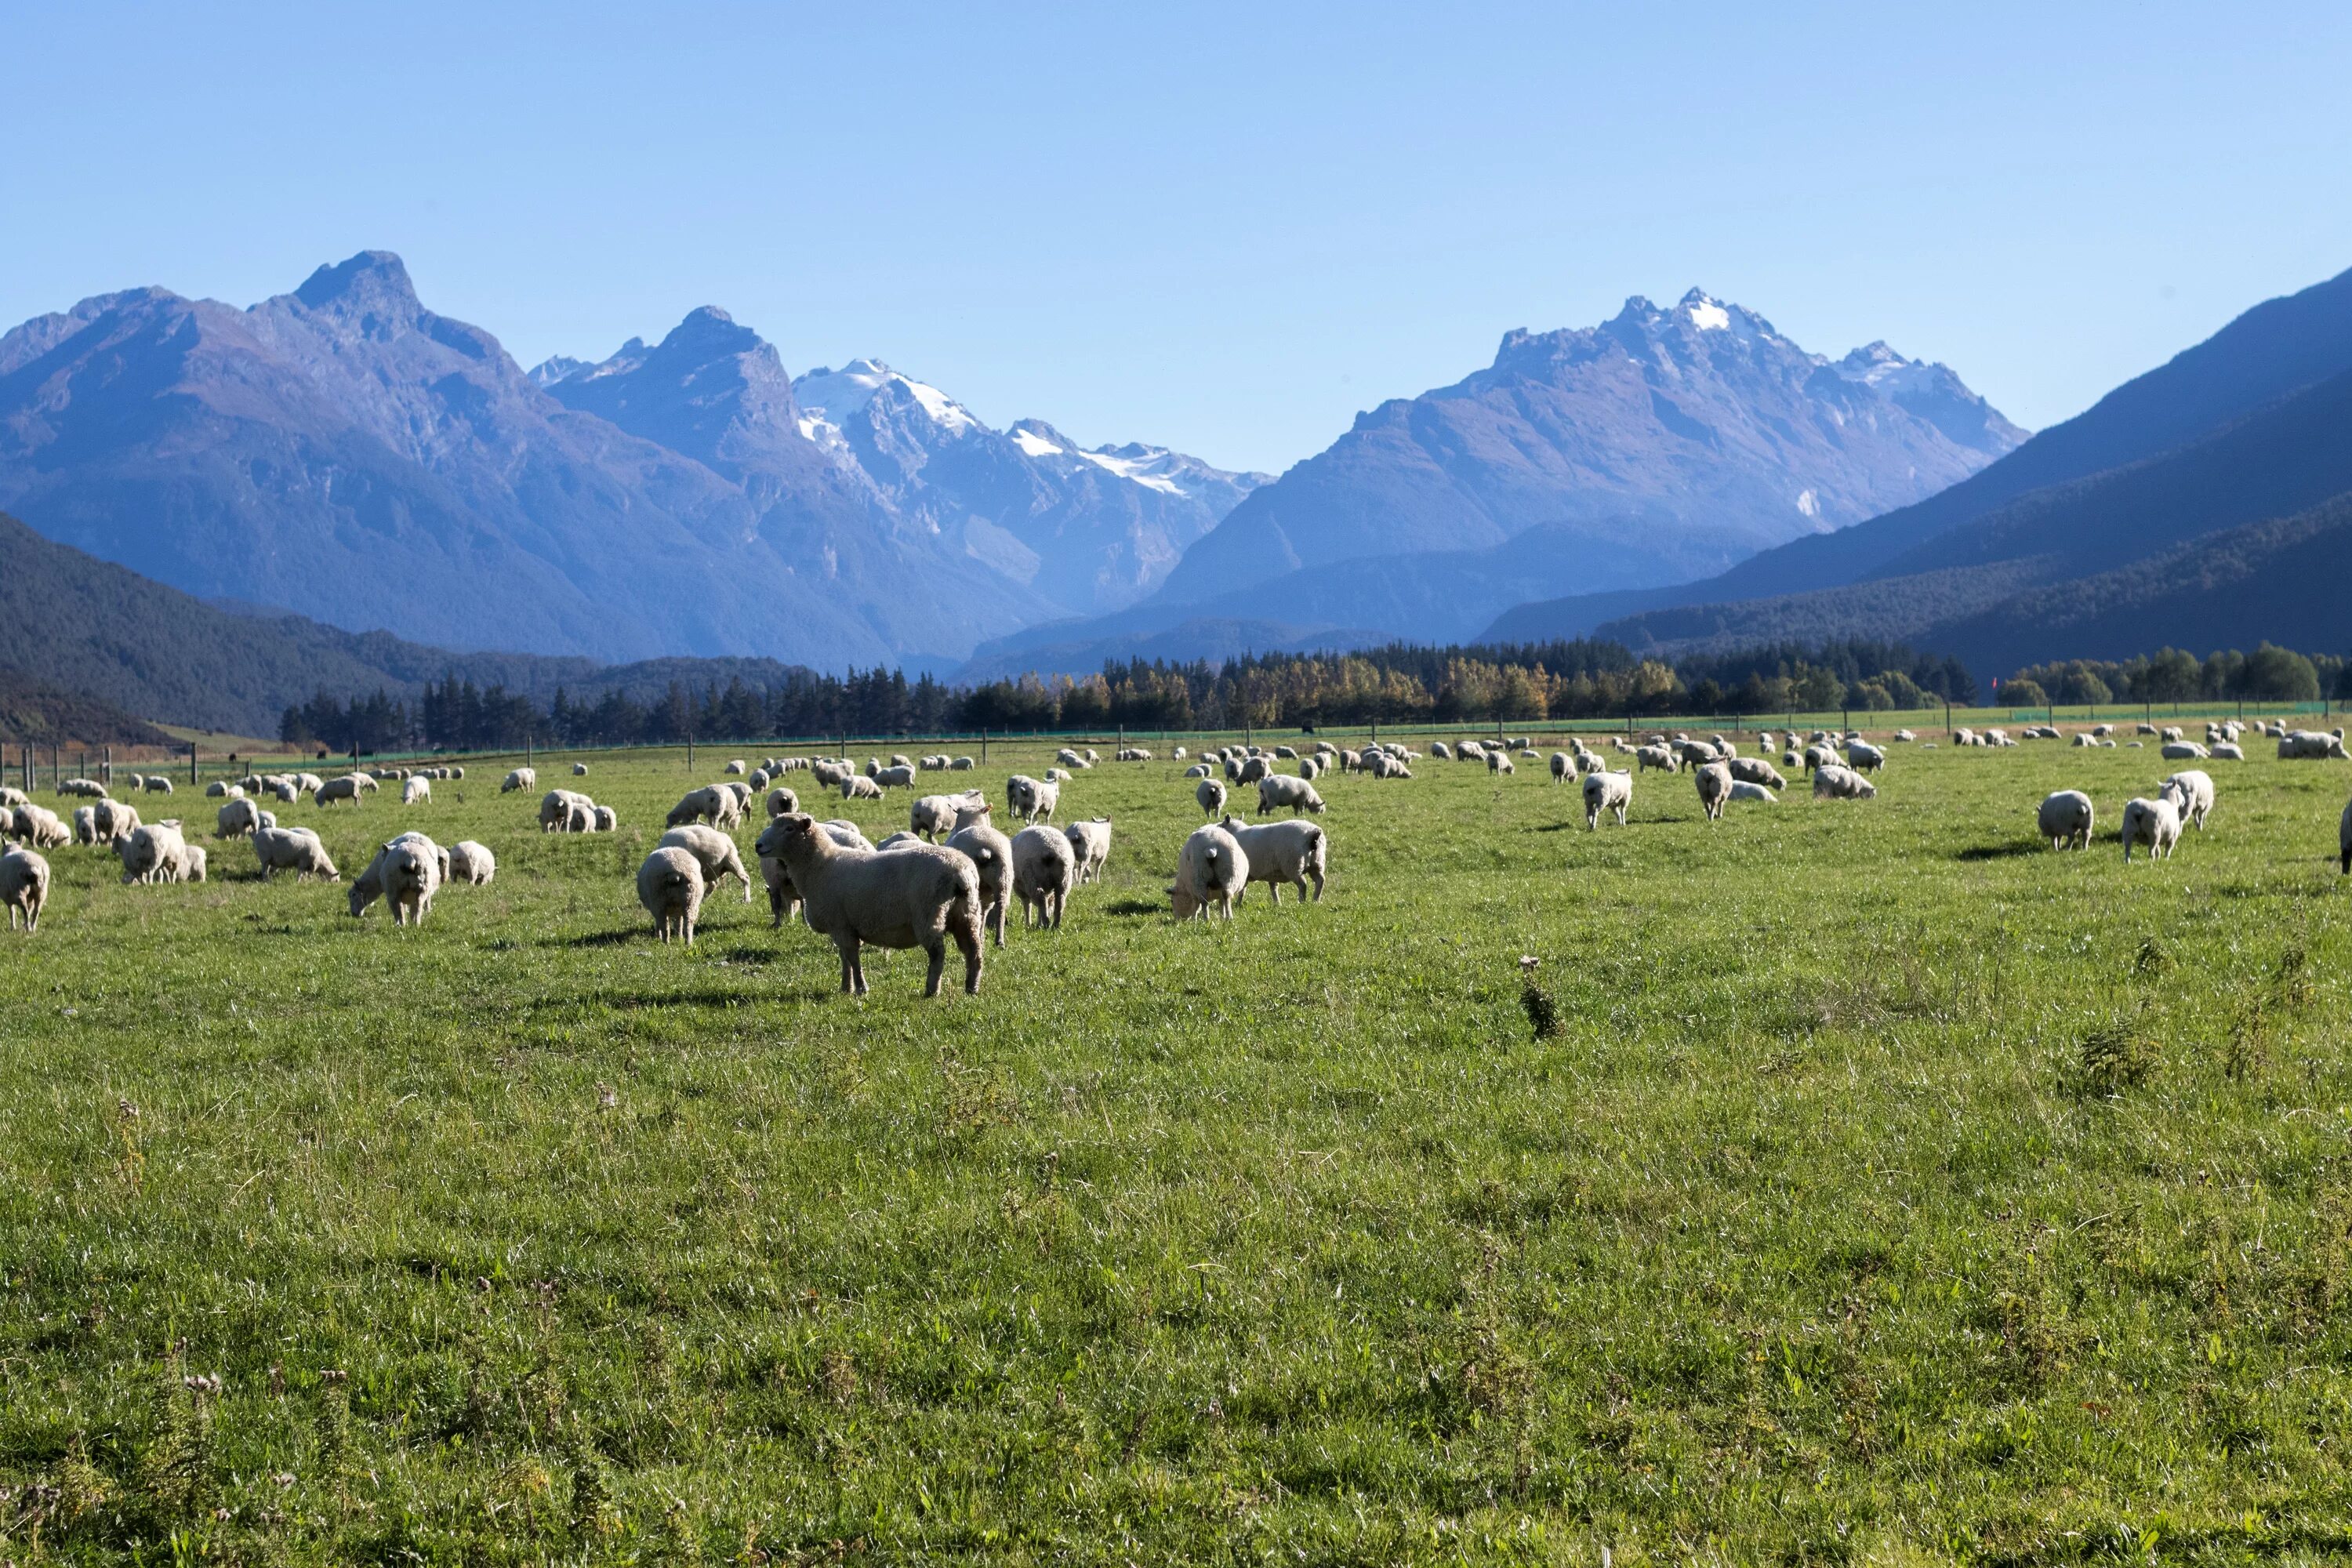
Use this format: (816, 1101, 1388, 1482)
(274, 637, 2333, 753)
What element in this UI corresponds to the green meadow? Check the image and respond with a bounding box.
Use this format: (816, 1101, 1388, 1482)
(5, 722, 2352, 1564)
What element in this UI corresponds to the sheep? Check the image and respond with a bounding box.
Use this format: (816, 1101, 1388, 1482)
(766, 786, 800, 818)
(442, 841, 494, 888)
(1728, 781, 1777, 804)
(1171, 824, 1249, 920)
(1694, 761, 1733, 821)
(659, 824, 755, 903)
(1812, 764, 1877, 801)
(204, 781, 230, 799)
(1675, 740, 1722, 768)
(2160, 727, 2183, 743)
(873, 765, 916, 788)
(909, 793, 971, 841)
(889, 754, 913, 769)
(88, 798, 140, 844)
(2211, 742, 2245, 761)
(1117, 748, 1155, 762)
(1298, 757, 1322, 782)
(374, 835, 442, 924)
(502, 768, 536, 793)
(1548, 751, 1571, 783)
(2072, 732, 2096, 747)
(2160, 769, 2215, 832)
(1236, 756, 1272, 786)
(1196, 778, 1229, 818)
(1065, 817, 1112, 885)
(840, 775, 885, 801)
(724, 759, 747, 775)
(950, 757, 978, 771)
(811, 760, 852, 789)
(1845, 740, 1886, 773)
(945, 818, 1014, 947)
(57, 777, 108, 799)
(638, 847, 706, 943)
(1012, 825, 1076, 929)
(116, 821, 191, 884)
(764, 813, 984, 996)
(1257, 775, 1326, 816)
(2038, 790, 2095, 851)
(270, 779, 298, 803)
(572, 762, 590, 776)
(312, 775, 361, 808)
(11, 804, 70, 848)
(401, 776, 431, 806)
(1727, 757, 1784, 789)
(252, 825, 339, 881)
(1055, 749, 1086, 769)
(1634, 744, 1678, 775)
(70, 806, 98, 846)
(1582, 770, 1632, 829)
(1006, 775, 1060, 824)
(592, 805, 618, 833)
(2120, 796, 2181, 862)
(2280, 731, 2350, 760)
(753, 815, 872, 926)
(296, 774, 325, 794)
(542, 789, 595, 831)
(143, 776, 174, 795)
(0, 787, 27, 810)
(2160, 741, 2208, 761)
(1487, 750, 1515, 776)
(667, 785, 744, 828)
(1893, 729, 1916, 742)
(1220, 815, 1327, 905)
(1, 846, 49, 931)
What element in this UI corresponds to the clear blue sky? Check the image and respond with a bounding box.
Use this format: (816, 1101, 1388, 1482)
(5, 2, 2350, 474)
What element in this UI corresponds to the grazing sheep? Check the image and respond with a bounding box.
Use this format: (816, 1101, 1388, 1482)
(1221, 815, 1327, 905)
(1582, 770, 1632, 829)
(1484, 750, 1514, 776)
(766, 786, 800, 818)
(446, 840, 495, 885)
(116, 821, 191, 884)
(659, 824, 755, 903)
(11, 804, 71, 848)
(909, 793, 970, 841)
(501, 768, 537, 793)
(666, 785, 744, 828)
(724, 759, 747, 775)
(1634, 744, 1679, 775)
(949, 756, 978, 771)
(1548, 751, 1572, 783)
(1694, 761, 1733, 821)
(2160, 769, 2216, 831)
(71, 806, 100, 845)
(1812, 764, 1877, 801)
(945, 818, 1014, 947)
(401, 776, 431, 806)
(375, 836, 442, 924)
(1064, 817, 1112, 885)
(57, 778, 108, 799)
(873, 765, 916, 789)
(1, 846, 49, 931)
(1171, 824, 1249, 920)
(1006, 775, 1060, 824)
(1728, 781, 1777, 804)
(1196, 778, 1229, 818)
(1011, 825, 1076, 929)
(753, 815, 867, 927)
(252, 825, 339, 880)
(840, 775, 885, 801)
(1257, 775, 1326, 816)
(2280, 730, 2350, 760)
(1802, 744, 1838, 774)
(143, 776, 174, 796)
(1728, 757, 1784, 789)
(2210, 742, 2245, 761)
(638, 847, 706, 943)
(540, 789, 594, 831)
(1845, 741, 1886, 773)
(2160, 741, 2208, 761)
(764, 813, 984, 996)
(2120, 796, 2182, 862)
(2038, 790, 2094, 851)
(2160, 727, 2183, 743)
(315, 775, 365, 808)
(572, 762, 590, 776)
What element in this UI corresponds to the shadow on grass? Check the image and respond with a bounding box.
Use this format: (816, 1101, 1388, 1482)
(561, 929, 639, 949)
(717, 946, 777, 965)
(1957, 842, 2045, 861)
(1105, 898, 1164, 917)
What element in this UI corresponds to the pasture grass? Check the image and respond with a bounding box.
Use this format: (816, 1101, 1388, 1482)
(5, 733, 2352, 1563)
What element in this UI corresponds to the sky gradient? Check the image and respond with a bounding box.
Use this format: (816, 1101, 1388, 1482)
(6, 2, 2350, 474)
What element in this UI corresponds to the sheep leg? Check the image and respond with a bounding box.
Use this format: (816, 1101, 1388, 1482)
(953, 909, 984, 994)
(921, 935, 946, 997)
(835, 935, 865, 995)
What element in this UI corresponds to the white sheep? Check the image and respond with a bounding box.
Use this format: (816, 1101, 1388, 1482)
(2038, 790, 2094, 851)
(1634, 744, 1679, 774)
(1007, 775, 1060, 824)
(724, 759, 747, 775)
(766, 786, 800, 818)
(840, 775, 884, 801)
(1, 846, 49, 931)
(1812, 764, 1877, 801)
(1064, 817, 1112, 885)
(315, 775, 365, 808)
(2160, 769, 2215, 832)
(448, 840, 496, 885)
(378, 835, 443, 924)
(252, 826, 339, 880)
(1694, 761, 1732, 821)
(659, 824, 755, 903)
(401, 776, 431, 806)
(1196, 778, 1229, 817)
(1728, 757, 1784, 789)
(945, 817, 1014, 947)
(1171, 824, 1248, 920)
(1012, 825, 1076, 929)
(666, 785, 743, 827)
(2120, 796, 2181, 862)
(11, 804, 70, 848)
(1728, 781, 1777, 804)
(2279, 731, 2350, 760)
(638, 847, 706, 943)
(116, 821, 191, 884)
(1220, 816, 1326, 905)
(1845, 741, 1886, 773)
(1487, 750, 1515, 775)
(909, 793, 970, 841)
(763, 813, 984, 996)
(752, 816, 870, 926)
(592, 805, 618, 833)
(1548, 751, 1571, 783)
(144, 776, 174, 795)
(873, 765, 916, 788)
(572, 762, 590, 776)
(1582, 770, 1632, 829)
(1256, 775, 1325, 816)
(541, 789, 594, 831)
(2160, 741, 2208, 761)
(2210, 742, 2245, 761)
(501, 768, 536, 793)
(2161, 727, 2183, 743)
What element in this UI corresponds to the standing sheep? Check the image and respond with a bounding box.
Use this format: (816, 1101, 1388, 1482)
(1256, 775, 1325, 816)
(658, 824, 755, 904)
(1064, 817, 1113, 885)
(379, 836, 443, 924)
(637, 847, 706, 943)
(945, 816, 1014, 947)
(217, 797, 267, 838)
(1812, 765, 1877, 801)
(1581, 771, 1632, 829)
(1694, 761, 1733, 822)
(1, 847, 50, 931)
(1171, 824, 1249, 920)
(767, 786, 800, 818)
(401, 776, 431, 806)
(1196, 778, 1229, 817)
(1220, 816, 1327, 905)
(1845, 741, 1886, 773)
(909, 793, 972, 841)
(448, 840, 496, 885)
(252, 826, 340, 880)
(2120, 797, 2182, 862)
(1012, 825, 1077, 929)
(2038, 790, 2095, 851)
(2160, 769, 2215, 832)
(666, 786, 743, 828)
(502, 768, 539, 793)
(315, 775, 365, 808)
(573, 762, 590, 776)
(762, 814, 984, 996)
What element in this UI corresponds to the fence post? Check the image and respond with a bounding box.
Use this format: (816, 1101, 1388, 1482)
(981, 728, 988, 764)
(188, 744, 197, 786)
(687, 734, 694, 771)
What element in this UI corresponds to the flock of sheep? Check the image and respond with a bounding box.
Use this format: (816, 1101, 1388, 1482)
(6, 713, 2348, 978)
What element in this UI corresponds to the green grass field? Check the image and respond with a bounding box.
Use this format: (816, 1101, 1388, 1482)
(5, 730, 2352, 1564)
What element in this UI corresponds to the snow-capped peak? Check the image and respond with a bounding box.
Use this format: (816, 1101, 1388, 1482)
(1682, 292, 1731, 332)
(1007, 421, 1065, 459)
(793, 358, 980, 435)
(1831, 341, 1940, 397)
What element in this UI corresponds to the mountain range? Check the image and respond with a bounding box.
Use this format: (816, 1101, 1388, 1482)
(1482, 264, 2352, 674)
(0, 252, 1265, 670)
(958, 290, 2024, 674)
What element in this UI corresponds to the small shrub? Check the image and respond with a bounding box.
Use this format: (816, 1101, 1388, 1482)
(2076, 1018, 2158, 1098)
